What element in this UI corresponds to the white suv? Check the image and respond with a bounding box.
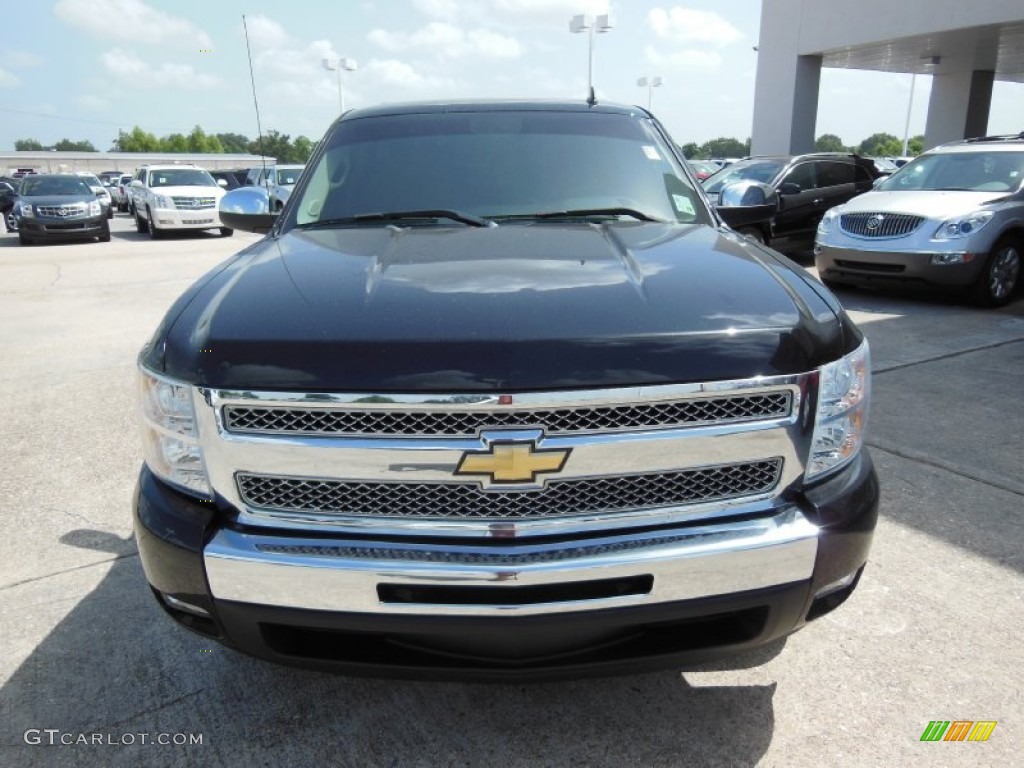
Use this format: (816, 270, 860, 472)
(131, 164, 232, 238)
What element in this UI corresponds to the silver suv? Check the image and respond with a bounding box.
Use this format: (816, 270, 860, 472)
(815, 133, 1024, 307)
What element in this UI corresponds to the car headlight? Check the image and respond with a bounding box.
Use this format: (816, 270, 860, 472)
(807, 340, 871, 481)
(89, 200, 101, 216)
(21, 204, 34, 218)
(154, 195, 175, 209)
(933, 211, 993, 240)
(817, 208, 839, 235)
(138, 366, 211, 498)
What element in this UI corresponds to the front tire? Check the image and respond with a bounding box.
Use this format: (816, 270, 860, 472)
(18, 232, 33, 246)
(98, 224, 111, 243)
(970, 236, 1021, 308)
(219, 227, 234, 237)
(135, 208, 149, 233)
(147, 208, 162, 239)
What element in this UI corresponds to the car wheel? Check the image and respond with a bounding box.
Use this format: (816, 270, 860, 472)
(107, 207, 114, 219)
(148, 208, 162, 239)
(18, 232, 33, 246)
(970, 236, 1021, 308)
(98, 224, 111, 243)
(135, 208, 149, 234)
(220, 227, 234, 237)
(738, 226, 766, 244)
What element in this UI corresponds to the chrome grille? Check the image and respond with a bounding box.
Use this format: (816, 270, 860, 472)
(37, 204, 87, 218)
(236, 459, 783, 520)
(840, 212, 923, 238)
(223, 392, 792, 437)
(171, 196, 216, 210)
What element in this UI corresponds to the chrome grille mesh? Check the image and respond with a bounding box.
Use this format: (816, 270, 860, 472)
(37, 204, 87, 218)
(223, 392, 792, 437)
(171, 196, 216, 210)
(840, 212, 923, 238)
(236, 459, 783, 520)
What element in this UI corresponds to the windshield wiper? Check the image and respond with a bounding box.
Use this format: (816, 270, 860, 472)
(299, 209, 490, 229)
(530, 207, 664, 222)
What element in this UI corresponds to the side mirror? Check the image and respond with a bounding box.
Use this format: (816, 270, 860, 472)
(217, 178, 229, 188)
(95, 189, 106, 197)
(777, 182, 801, 196)
(219, 187, 277, 234)
(715, 181, 779, 232)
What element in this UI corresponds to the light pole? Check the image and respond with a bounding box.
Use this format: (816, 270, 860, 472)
(901, 72, 917, 157)
(569, 14, 612, 105)
(322, 57, 357, 114)
(636, 76, 662, 110)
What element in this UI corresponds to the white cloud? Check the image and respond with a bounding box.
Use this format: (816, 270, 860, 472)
(99, 48, 221, 89)
(645, 45, 721, 72)
(366, 59, 456, 90)
(648, 7, 742, 47)
(54, 0, 213, 48)
(0, 68, 19, 88)
(368, 22, 522, 59)
(412, 0, 461, 19)
(244, 15, 292, 50)
(3, 51, 44, 69)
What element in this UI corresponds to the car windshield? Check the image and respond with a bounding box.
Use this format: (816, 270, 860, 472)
(879, 151, 1024, 192)
(287, 110, 709, 228)
(21, 176, 93, 196)
(276, 168, 303, 185)
(81, 175, 103, 187)
(702, 159, 786, 194)
(149, 169, 216, 188)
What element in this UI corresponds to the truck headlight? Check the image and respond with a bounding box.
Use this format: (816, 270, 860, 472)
(89, 200, 102, 216)
(807, 340, 870, 480)
(933, 211, 993, 240)
(138, 366, 211, 497)
(154, 195, 175, 209)
(21, 204, 34, 218)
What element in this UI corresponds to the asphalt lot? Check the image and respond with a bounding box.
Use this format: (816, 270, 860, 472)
(1, 215, 1022, 767)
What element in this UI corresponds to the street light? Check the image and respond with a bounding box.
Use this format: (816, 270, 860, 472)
(636, 76, 662, 111)
(569, 14, 612, 105)
(322, 57, 357, 114)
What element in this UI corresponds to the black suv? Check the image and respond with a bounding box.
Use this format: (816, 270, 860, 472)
(704, 153, 878, 253)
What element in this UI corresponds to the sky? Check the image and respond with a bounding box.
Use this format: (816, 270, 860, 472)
(1, 0, 1022, 152)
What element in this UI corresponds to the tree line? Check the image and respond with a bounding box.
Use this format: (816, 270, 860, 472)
(680, 132, 926, 160)
(13, 125, 317, 163)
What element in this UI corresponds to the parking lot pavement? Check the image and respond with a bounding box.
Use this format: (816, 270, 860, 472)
(1, 218, 1022, 767)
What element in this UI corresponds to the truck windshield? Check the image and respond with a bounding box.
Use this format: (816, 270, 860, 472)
(878, 151, 1024, 193)
(21, 176, 93, 196)
(288, 110, 708, 228)
(149, 169, 216, 188)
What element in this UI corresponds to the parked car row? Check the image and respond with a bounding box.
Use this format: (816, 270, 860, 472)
(700, 135, 1023, 307)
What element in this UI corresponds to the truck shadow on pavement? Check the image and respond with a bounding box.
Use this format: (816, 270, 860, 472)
(1, 530, 779, 768)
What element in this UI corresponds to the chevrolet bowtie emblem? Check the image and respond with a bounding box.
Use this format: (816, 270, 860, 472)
(455, 441, 570, 484)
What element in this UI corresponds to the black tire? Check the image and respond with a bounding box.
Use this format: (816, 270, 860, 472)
(970, 236, 1021, 308)
(147, 208, 162, 239)
(18, 232, 32, 246)
(135, 208, 149, 233)
(738, 226, 766, 244)
(220, 227, 234, 237)
(107, 207, 114, 219)
(98, 224, 111, 243)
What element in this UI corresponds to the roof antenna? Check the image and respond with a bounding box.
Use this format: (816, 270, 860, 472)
(587, 86, 597, 107)
(242, 15, 268, 193)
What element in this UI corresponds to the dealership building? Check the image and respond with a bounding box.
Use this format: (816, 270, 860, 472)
(752, 0, 1024, 154)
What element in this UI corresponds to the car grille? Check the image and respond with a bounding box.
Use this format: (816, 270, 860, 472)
(36, 204, 87, 218)
(840, 212, 923, 238)
(235, 459, 784, 520)
(223, 392, 793, 437)
(172, 196, 217, 210)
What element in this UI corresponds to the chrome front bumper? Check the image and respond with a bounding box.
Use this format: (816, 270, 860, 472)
(205, 507, 818, 617)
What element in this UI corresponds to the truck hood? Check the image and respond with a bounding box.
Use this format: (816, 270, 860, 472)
(837, 189, 1010, 218)
(159, 222, 845, 391)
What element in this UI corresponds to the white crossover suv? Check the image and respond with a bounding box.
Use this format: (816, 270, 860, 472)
(131, 165, 232, 238)
(815, 134, 1024, 307)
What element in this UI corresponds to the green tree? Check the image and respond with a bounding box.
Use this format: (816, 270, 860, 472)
(162, 133, 189, 153)
(216, 132, 251, 154)
(117, 126, 161, 152)
(815, 133, 847, 153)
(248, 129, 292, 163)
(52, 138, 97, 151)
(907, 135, 925, 155)
(291, 135, 315, 163)
(700, 137, 747, 159)
(185, 125, 223, 153)
(857, 132, 901, 157)
(15, 138, 44, 151)
(679, 142, 700, 159)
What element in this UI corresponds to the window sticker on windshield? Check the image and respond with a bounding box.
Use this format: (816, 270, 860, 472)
(673, 194, 695, 216)
(642, 145, 660, 161)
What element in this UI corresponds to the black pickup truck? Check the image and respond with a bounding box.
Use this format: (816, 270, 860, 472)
(134, 101, 879, 680)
